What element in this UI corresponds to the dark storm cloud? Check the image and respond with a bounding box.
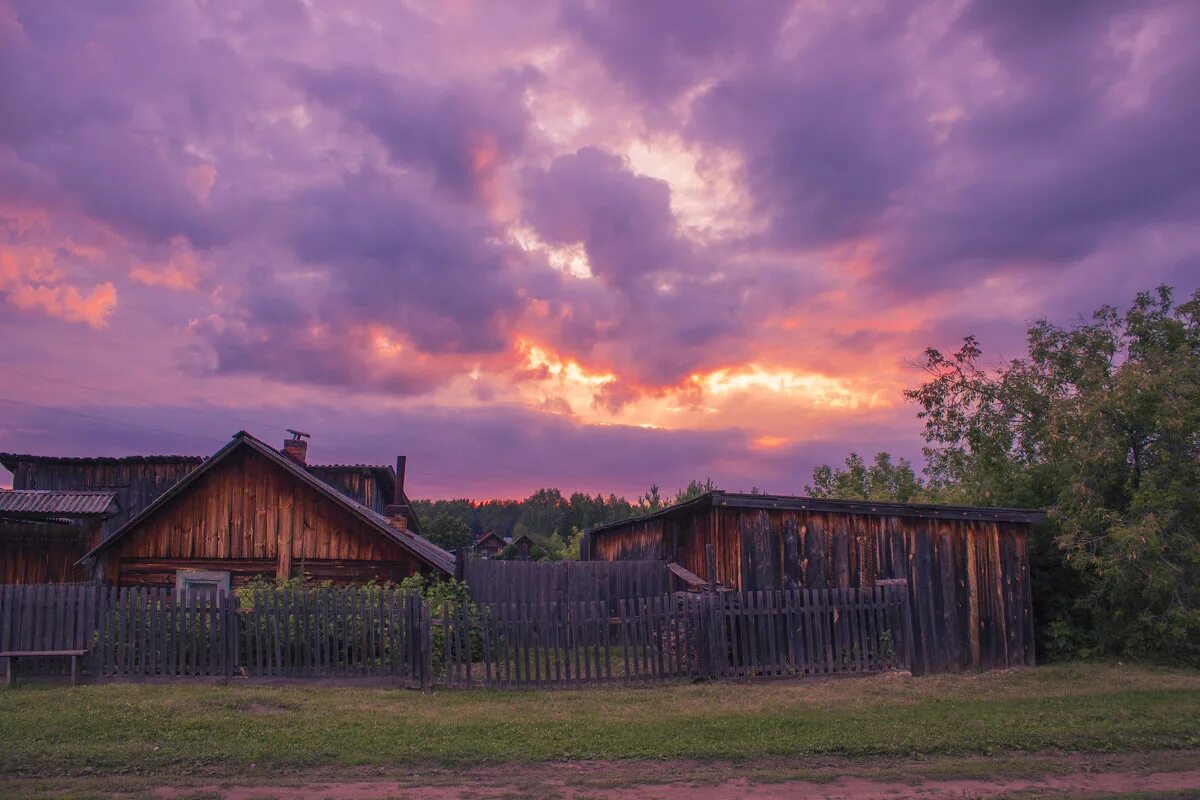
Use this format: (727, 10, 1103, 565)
(688, 4, 930, 249)
(294, 64, 535, 201)
(886, 0, 1200, 289)
(523, 147, 687, 285)
(561, 0, 791, 100)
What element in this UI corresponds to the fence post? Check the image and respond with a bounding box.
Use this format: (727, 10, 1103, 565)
(455, 549, 466, 582)
(427, 597, 436, 690)
(226, 591, 240, 680)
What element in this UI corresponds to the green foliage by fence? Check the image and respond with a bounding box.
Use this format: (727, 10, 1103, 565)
(810, 285, 1200, 666)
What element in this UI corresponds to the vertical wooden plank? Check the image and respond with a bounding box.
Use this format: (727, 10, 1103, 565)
(764, 591, 779, 676)
(617, 598, 630, 685)
(481, 600, 493, 689)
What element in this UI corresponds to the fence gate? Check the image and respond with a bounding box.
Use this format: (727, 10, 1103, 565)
(714, 585, 914, 677)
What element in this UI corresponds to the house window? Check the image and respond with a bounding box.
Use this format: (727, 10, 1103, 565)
(175, 569, 231, 601)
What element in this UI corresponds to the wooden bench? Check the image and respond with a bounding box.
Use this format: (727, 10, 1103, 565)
(1, 650, 88, 687)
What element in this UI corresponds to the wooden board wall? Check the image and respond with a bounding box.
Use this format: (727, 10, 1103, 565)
(306, 467, 389, 513)
(590, 505, 1035, 673)
(9, 458, 199, 540)
(103, 448, 422, 587)
(0, 521, 94, 584)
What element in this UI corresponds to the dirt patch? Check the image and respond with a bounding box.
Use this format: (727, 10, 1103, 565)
(139, 753, 1200, 800)
(149, 769, 1200, 799)
(246, 703, 286, 715)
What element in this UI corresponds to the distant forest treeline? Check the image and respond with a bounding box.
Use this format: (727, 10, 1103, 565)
(411, 480, 724, 559)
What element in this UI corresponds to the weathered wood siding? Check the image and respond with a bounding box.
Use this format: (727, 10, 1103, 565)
(306, 467, 390, 513)
(0, 521, 95, 584)
(7, 457, 200, 540)
(590, 505, 1035, 673)
(102, 448, 423, 587)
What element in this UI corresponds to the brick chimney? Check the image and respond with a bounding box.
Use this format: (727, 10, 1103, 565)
(282, 429, 310, 464)
(384, 455, 409, 529)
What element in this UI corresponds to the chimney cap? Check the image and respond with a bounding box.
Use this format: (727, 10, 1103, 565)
(287, 429, 311, 440)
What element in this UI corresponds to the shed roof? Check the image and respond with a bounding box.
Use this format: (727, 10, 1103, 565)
(79, 431, 453, 574)
(0, 453, 203, 469)
(588, 491, 1047, 534)
(0, 489, 121, 518)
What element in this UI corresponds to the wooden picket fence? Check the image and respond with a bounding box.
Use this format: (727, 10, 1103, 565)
(435, 594, 718, 688)
(0, 584, 431, 683)
(436, 584, 914, 687)
(1, 582, 913, 686)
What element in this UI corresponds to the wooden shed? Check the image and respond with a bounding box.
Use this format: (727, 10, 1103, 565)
(0, 490, 120, 584)
(583, 491, 1044, 673)
(79, 431, 453, 589)
(0, 453, 201, 541)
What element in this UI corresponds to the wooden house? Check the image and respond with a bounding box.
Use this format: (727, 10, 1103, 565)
(583, 491, 1044, 673)
(1, 445, 422, 539)
(471, 531, 507, 559)
(0, 490, 120, 584)
(78, 431, 453, 589)
(510, 534, 535, 560)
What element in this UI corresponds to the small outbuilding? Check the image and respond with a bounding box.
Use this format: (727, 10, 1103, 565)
(0, 490, 121, 584)
(472, 531, 507, 559)
(583, 490, 1045, 674)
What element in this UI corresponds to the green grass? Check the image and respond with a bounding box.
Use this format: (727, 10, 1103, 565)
(1, 664, 1198, 779)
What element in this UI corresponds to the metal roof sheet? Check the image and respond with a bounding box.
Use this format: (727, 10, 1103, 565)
(0, 490, 120, 517)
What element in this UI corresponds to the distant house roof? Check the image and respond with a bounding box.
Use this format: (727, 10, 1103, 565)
(0, 489, 121, 518)
(80, 431, 453, 574)
(473, 531, 506, 548)
(588, 491, 1047, 534)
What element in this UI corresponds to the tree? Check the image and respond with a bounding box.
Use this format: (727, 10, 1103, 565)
(422, 511, 474, 552)
(905, 286, 1200, 664)
(806, 452, 924, 502)
(638, 483, 663, 512)
(673, 478, 716, 505)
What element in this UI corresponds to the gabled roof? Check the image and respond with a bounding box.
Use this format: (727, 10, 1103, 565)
(79, 431, 453, 574)
(0, 490, 121, 518)
(588, 491, 1047, 534)
(473, 531, 506, 547)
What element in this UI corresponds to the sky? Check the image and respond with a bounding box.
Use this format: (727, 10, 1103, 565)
(1, 0, 1198, 499)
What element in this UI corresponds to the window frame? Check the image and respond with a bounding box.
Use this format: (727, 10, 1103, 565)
(175, 568, 231, 602)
